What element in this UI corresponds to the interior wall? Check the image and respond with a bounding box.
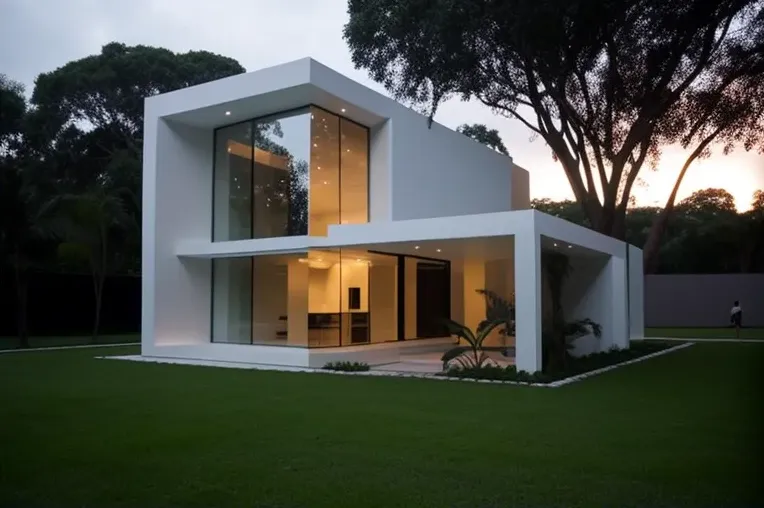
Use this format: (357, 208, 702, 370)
(462, 260, 486, 344)
(370, 264, 397, 342)
(450, 260, 465, 325)
(483, 258, 515, 347)
(287, 259, 309, 346)
(252, 257, 287, 342)
(307, 262, 369, 313)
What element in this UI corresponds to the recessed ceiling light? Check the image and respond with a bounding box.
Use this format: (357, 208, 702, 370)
(313, 143, 318, 148)
(436, 248, 441, 253)
(341, 108, 346, 113)
(414, 246, 420, 250)
(553, 243, 558, 247)
(225, 111, 231, 116)
(568, 245, 573, 249)
(356, 258, 361, 262)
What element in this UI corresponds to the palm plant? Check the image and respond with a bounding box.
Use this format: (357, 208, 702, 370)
(476, 289, 515, 355)
(541, 251, 603, 372)
(441, 318, 507, 370)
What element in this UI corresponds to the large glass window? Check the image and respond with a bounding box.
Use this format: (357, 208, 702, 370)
(211, 249, 399, 347)
(211, 257, 252, 344)
(212, 107, 368, 241)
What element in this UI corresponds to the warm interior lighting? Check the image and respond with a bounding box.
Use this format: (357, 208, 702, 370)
(436, 248, 441, 253)
(414, 246, 420, 250)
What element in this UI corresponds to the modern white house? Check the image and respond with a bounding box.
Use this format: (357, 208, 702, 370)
(141, 57, 644, 373)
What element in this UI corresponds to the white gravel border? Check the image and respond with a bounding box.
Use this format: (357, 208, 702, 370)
(98, 342, 694, 388)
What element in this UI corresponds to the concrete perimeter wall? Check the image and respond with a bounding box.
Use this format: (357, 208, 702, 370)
(645, 274, 764, 328)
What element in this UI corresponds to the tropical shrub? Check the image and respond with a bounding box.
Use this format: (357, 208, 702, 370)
(322, 361, 370, 372)
(440, 317, 510, 370)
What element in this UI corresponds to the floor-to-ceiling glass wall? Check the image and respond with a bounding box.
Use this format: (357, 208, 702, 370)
(212, 107, 368, 242)
(210, 249, 400, 346)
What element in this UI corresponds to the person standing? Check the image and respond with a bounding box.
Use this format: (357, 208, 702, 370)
(730, 301, 743, 339)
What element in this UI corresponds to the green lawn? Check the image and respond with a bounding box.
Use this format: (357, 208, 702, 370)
(0, 333, 139, 350)
(1, 343, 762, 508)
(645, 327, 764, 339)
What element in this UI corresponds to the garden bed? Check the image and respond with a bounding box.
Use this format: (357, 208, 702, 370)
(441, 340, 679, 384)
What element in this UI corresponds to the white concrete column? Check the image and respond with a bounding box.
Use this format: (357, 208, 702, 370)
(628, 245, 645, 341)
(463, 260, 486, 342)
(608, 255, 629, 350)
(404, 258, 417, 339)
(514, 230, 542, 373)
(287, 260, 309, 346)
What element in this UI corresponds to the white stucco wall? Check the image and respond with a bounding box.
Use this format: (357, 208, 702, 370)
(142, 118, 213, 354)
(387, 119, 519, 220)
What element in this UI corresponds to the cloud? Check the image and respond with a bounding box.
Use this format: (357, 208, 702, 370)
(1, 0, 761, 206)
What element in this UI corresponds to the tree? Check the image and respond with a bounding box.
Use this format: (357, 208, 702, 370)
(0, 77, 58, 347)
(751, 189, 764, 211)
(531, 198, 591, 227)
(53, 189, 133, 340)
(344, 0, 764, 266)
(29, 43, 247, 270)
(456, 123, 509, 154)
(677, 188, 738, 216)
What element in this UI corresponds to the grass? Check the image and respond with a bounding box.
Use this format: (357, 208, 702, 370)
(645, 327, 764, 340)
(1, 343, 762, 508)
(0, 333, 139, 350)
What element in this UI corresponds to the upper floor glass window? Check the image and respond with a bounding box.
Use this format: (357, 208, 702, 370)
(212, 106, 368, 241)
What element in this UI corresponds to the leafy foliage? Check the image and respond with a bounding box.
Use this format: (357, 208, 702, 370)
(443, 340, 673, 383)
(1, 42, 247, 344)
(322, 361, 370, 372)
(541, 251, 603, 372)
(456, 123, 509, 155)
(536, 191, 764, 273)
(441, 318, 508, 369)
(345, 0, 764, 271)
(476, 288, 515, 337)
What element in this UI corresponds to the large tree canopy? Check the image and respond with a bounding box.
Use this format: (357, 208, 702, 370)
(344, 0, 764, 268)
(31, 42, 245, 156)
(29, 43, 245, 197)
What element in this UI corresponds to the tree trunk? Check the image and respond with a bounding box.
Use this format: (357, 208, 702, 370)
(92, 272, 104, 343)
(643, 129, 722, 272)
(13, 250, 29, 349)
(643, 203, 675, 274)
(92, 229, 109, 342)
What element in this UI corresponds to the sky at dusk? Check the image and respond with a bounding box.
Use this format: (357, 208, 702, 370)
(1, 0, 762, 209)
